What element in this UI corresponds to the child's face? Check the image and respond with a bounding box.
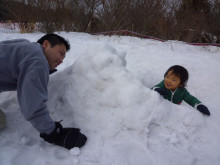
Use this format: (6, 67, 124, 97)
(164, 70, 181, 91)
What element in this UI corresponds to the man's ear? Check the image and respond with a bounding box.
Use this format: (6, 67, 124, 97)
(42, 40, 49, 49)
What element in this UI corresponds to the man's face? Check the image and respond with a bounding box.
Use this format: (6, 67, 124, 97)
(42, 40, 66, 70)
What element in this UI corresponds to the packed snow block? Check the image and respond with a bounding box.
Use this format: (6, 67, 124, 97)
(57, 42, 154, 135)
(104, 44, 127, 67)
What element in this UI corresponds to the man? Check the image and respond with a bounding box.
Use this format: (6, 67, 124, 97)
(0, 33, 87, 149)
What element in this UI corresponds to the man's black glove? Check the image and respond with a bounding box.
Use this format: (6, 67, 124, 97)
(40, 122, 87, 149)
(154, 88, 168, 96)
(197, 104, 210, 116)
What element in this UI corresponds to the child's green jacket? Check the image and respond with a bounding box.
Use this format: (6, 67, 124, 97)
(152, 80, 201, 107)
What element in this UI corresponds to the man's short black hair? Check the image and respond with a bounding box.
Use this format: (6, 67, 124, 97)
(164, 65, 189, 87)
(37, 33, 70, 51)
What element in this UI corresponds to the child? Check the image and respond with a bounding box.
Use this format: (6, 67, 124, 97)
(152, 65, 210, 116)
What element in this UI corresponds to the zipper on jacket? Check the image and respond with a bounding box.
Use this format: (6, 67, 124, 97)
(170, 89, 177, 102)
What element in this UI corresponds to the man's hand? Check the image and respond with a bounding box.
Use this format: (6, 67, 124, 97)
(40, 122, 87, 149)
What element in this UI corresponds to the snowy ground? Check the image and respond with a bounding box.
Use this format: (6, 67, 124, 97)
(0, 28, 220, 165)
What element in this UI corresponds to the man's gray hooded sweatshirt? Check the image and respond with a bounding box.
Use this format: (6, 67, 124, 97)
(0, 39, 55, 134)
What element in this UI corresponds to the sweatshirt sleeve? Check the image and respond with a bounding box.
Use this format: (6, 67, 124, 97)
(17, 59, 55, 134)
(182, 88, 201, 107)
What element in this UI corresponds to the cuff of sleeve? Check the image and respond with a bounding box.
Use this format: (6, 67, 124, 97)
(152, 87, 159, 91)
(29, 113, 56, 134)
(194, 103, 203, 109)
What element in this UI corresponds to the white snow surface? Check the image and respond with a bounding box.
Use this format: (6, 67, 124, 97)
(0, 29, 220, 165)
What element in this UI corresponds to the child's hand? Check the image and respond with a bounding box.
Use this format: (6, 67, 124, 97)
(197, 104, 211, 116)
(154, 88, 168, 96)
